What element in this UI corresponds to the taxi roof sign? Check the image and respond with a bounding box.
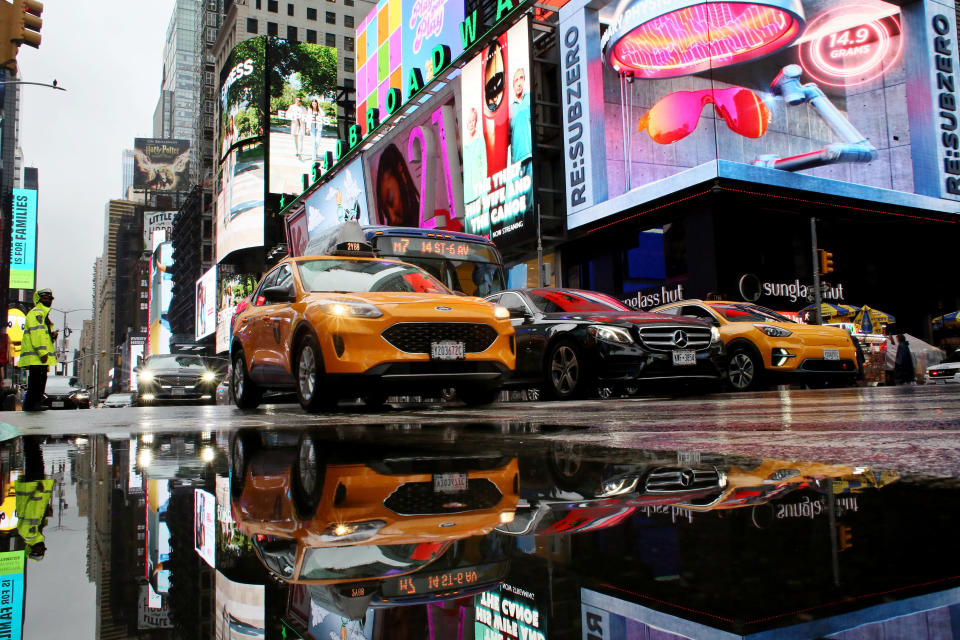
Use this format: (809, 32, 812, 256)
(304, 221, 375, 258)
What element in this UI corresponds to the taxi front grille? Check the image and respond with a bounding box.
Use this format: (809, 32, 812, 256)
(382, 323, 498, 353)
(637, 326, 712, 352)
(383, 479, 502, 515)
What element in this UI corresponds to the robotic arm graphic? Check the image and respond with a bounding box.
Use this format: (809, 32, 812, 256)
(754, 64, 878, 171)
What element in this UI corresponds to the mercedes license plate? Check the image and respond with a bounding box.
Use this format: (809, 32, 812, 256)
(431, 341, 465, 360)
(824, 349, 840, 360)
(172, 388, 187, 396)
(51, 401, 64, 408)
(433, 473, 468, 493)
(672, 350, 696, 366)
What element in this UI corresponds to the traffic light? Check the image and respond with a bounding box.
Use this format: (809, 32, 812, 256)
(1, 0, 42, 75)
(818, 249, 835, 275)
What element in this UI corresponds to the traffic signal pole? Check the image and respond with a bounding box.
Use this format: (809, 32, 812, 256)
(811, 217, 822, 325)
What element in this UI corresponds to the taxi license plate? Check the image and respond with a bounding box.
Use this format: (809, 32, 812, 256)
(431, 341, 465, 360)
(824, 349, 840, 360)
(672, 350, 696, 366)
(172, 388, 187, 396)
(51, 401, 64, 408)
(433, 473, 468, 493)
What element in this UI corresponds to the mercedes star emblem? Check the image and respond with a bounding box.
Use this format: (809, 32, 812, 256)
(673, 330, 688, 348)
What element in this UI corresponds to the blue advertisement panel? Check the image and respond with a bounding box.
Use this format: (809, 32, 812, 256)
(560, 0, 960, 231)
(0, 551, 24, 640)
(304, 156, 370, 239)
(9, 189, 36, 290)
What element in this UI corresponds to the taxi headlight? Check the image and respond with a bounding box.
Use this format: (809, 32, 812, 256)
(139, 371, 154, 383)
(319, 520, 386, 543)
(316, 299, 383, 318)
(493, 304, 510, 320)
(754, 324, 792, 338)
(201, 371, 217, 383)
(588, 325, 634, 345)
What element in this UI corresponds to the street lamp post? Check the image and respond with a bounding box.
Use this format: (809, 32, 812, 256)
(52, 308, 91, 376)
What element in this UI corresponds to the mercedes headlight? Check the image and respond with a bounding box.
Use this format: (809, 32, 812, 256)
(201, 371, 217, 382)
(598, 476, 640, 497)
(754, 324, 792, 338)
(319, 520, 386, 543)
(710, 326, 721, 344)
(588, 325, 634, 345)
(316, 299, 383, 318)
(139, 371, 154, 382)
(493, 304, 510, 320)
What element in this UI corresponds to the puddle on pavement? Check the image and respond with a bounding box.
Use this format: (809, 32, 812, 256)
(4, 423, 959, 639)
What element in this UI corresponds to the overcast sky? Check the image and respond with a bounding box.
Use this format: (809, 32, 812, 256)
(16, 0, 174, 349)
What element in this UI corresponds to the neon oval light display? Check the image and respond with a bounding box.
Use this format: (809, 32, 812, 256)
(602, 0, 806, 78)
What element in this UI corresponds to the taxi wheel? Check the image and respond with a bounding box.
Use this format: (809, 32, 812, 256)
(232, 349, 262, 409)
(545, 339, 588, 400)
(295, 334, 338, 412)
(230, 430, 261, 500)
(292, 432, 326, 518)
(727, 348, 763, 392)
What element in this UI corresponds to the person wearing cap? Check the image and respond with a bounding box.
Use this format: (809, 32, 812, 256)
(15, 436, 53, 560)
(18, 289, 59, 411)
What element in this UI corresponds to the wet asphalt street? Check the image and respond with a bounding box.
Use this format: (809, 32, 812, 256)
(5, 384, 960, 475)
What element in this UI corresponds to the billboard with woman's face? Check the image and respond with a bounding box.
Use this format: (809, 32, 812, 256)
(460, 16, 535, 245)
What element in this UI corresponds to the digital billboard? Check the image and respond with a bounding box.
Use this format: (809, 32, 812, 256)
(303, 156, 369, 240)
(9, 188, 36, 289)
(215, 571, 265, 640)
(215, 273, 259, 353)
(560, 0, 960, 231)
(219, 37, 266, 159)
(267, 39, 339, 196)
(148, 241, 173, 356)
(195, 265, 217, 341)
(134, 138, 191, 192)
(461, 16, 535, 244)
(365, 95, 463, 229)
(355, 0, 466, 131)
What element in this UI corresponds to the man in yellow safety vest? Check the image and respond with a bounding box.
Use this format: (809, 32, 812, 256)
(18, 289, 59, 411)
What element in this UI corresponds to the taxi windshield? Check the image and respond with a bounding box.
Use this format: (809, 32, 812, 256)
(297, 259, 449, 294)
(527, 289, 630, 313)
(300, 543, 442, 581)
(709, 303, 795, 323)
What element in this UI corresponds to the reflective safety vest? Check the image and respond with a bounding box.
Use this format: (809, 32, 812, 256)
(15, 478, 53, 548)
(18, 302, 55, 367)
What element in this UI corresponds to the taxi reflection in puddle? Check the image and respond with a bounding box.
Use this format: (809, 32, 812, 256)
(229, 429, 519, 584)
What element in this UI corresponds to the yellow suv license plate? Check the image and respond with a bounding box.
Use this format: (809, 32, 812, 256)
(672, 350, 696, 366)
(824, 349, 840, 360)
(431, 341, 465, 360)
(433, 473, 468, 493)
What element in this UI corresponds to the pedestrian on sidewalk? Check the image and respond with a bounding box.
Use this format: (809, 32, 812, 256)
(18, 289, 59, 411)
(894, 334, 915, 385)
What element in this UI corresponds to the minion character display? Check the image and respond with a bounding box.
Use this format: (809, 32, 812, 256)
(6, 309, 26, 365)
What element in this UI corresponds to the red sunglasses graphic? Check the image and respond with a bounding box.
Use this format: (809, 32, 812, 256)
(637, 87, 771, 145)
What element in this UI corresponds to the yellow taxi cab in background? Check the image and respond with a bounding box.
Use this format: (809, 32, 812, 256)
(230, 242, 515, 411)
(652, 300, 858, 391)
(230, 430, 520, 584)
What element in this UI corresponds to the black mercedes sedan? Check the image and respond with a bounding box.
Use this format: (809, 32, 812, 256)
(483, 288, 725, 398)
(135, 354, 220, 405)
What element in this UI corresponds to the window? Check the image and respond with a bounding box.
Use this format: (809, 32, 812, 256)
(306, 29, 317, 43)
(287, 3, 294, 15)
(344, 14, 354, 28)
(345, 0, 354, 6)
(140, 303, 148, 310)
(344, 57, 354, 72)
(344, 78, 354, 89)
(204, 71, 214, 84)
(498, 293, 532, 317)
(276, 265, 294, 291)
(325, 11, 336, 24)
(325, 32, 336, 46)
(268, 0, 278, 11)
(253, 270, 281, 305)
(344, 36, 354, 52)
(206, 26, 217, 42)
(307, 7, 317, 19)
(204, 100, 214, 113)
(141, 291, 148, 299)
(287, 25, 297, 41)
(679, 305, 717, 321)
(267, 21, 278, 35)
(208, 0, 217, 9)
(246, 17, 258, 33)
(140, 280, 148, 287)
(255, 0, 261, 8)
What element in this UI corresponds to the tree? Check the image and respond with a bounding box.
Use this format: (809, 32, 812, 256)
(268, 38, 338, 102)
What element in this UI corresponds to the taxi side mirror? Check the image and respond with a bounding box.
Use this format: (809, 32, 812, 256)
(261, 285, 295, 303)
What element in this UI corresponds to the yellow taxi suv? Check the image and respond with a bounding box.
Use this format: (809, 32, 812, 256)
(230, 247, 515, 411)
(652, 300, 858, 391)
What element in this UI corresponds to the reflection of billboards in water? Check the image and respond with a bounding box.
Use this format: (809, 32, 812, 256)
(561, 0, 959, 230)
(146, 479, 172, 594)
(267, 38, 339, 196)
(215, 570, 265, 640)
(461, 16, 535, 244)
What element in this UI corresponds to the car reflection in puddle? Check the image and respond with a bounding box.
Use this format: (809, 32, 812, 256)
(8, 424, 960, 639)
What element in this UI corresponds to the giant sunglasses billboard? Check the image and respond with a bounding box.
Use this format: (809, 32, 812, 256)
(561, 0, 960, 230)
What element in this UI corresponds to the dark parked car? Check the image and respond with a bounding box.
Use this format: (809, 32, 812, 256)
(135, 354, 220, 405)
(483, 288, 725, 398)
(31, 375, 90, 409)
